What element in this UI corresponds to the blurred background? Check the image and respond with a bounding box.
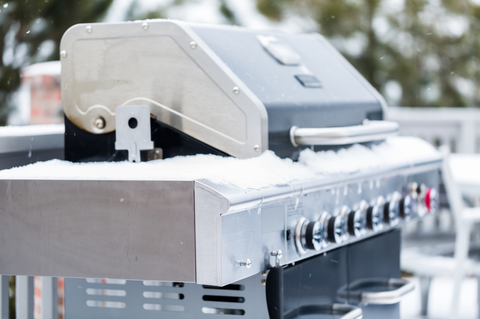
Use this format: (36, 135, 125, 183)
(1, 0, 480, 318)
(2, 0, 480, 126)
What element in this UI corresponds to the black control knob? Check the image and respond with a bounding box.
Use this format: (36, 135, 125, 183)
(383, 196, 400, 226)
(305, 221, 323, 250)
(327, 215, 346, 244)
(366, 204, 383, 231)
(347, 209, 366, 237)
(399, 194, 416, 220)
(295, 217, 323, 255)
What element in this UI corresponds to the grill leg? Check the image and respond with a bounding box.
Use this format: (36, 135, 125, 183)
(419, 276, 431, 316)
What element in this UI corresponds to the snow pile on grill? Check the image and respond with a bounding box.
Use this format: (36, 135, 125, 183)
(0, 136, 440, 189)
(0, 124, 64, 137)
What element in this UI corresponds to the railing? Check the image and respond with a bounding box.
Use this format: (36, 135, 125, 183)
(387, 107, 480, 237)
(386, 107, 480, 154)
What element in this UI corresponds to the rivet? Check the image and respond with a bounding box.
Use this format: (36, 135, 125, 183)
(142, 22, 149, 30)
(60, 50, 67, 58)
(85, 25, 92, 33)
(94, 117, 106, 129)
(260, 279, 266, 286)
(254, 145, 261, 152)
(233, 86, 240, 94)
(190, 41, 197, 49)
(239, 259, 252, 269)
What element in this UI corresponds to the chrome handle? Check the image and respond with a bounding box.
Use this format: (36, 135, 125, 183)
(289, 120, 399, 146)
(332, 304, 363, 319)
(361, 278, 414, 304)
(284, 304, 362, 319)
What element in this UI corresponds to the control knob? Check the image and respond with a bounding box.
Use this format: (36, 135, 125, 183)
(341, 205, 366, 237)
(383, 192, 400, 226)
(424, 187, 439, 214)
(294, 217, 324, 255)
(399, 194, 416, 220)
(320, 212, 346, 244)
(366, 197, 384, 231)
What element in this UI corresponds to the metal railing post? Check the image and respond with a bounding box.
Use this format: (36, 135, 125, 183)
(16, 276, 33, 319)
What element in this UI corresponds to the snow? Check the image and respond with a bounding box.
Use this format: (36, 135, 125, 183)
(449, 154, 480, 187)
(0, 136, 441, 189)
(21, 61, 61, 78)
(0, 124, 64, 137)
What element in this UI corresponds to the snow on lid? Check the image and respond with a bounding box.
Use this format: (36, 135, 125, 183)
(0, 124, 64, 137)
(0, 136, 441, 189)
(21, 61, 61, 78)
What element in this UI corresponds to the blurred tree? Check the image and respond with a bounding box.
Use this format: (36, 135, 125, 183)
(0, 0, 114, 125)
(254, 0, 480, 107)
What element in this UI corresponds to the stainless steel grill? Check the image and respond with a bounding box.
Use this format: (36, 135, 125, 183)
(0, 20, 443, 319)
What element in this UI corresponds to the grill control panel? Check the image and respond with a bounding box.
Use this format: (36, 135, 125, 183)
(292, 184, 437, 256)
(283, 172, 440, 263)
(218, 167, 440, 285)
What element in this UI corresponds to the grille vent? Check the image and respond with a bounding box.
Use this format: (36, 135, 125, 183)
(64, 274, 267, 318)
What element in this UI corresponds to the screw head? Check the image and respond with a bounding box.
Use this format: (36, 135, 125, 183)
(60, 50, 67, 58)
(233, 86, 240, 94)
(276, 250, 283, 260)
(94, 117, 106, 129)
(260, 279, 266, 286)
(254, 145, 261, 152)
(190, 41, 197, 49)
(245, 259, 252, 269)
(85, 25, 92, 33)
(142, 22, 149, 30)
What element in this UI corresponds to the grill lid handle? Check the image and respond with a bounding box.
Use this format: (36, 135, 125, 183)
(289, 120, 399, 146)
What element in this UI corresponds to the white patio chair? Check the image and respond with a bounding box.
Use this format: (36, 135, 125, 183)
(401, 147, 480, 318)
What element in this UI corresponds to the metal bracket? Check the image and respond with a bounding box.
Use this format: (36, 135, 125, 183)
(115, 105, 154, 162)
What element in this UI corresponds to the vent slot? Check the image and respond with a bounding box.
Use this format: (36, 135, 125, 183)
(143, 281, 184, 287)
(202, 307, 245, 315)
(203, 295, 245, 303)
(86, 288, 126, 296)
(86, 300, 126, 308)
(143, 292, 184, 300)
(86, 278, 126, 285)
(143, 304, 185, 312)
(202, 284, 244, 291)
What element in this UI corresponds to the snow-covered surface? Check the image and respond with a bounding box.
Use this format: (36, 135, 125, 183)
(0, 124, 64, 137)
(450, 154, 480, 187)
(400, 276, 477, 318)
(21, 61, 61, 78)
(0, 136, 441, 189)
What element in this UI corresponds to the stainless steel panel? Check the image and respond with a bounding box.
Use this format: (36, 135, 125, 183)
(214, 161, 441, 285)
(0, 130, 63, 154)
(64, 273, 269, 319)
(0, 180, 195, 282)
(194, 182, 229, 286)
(0, 158, 441, 285)
(60, 21, 268, 158)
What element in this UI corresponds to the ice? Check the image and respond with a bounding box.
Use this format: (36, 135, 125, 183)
(0, 136, 441, 189)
